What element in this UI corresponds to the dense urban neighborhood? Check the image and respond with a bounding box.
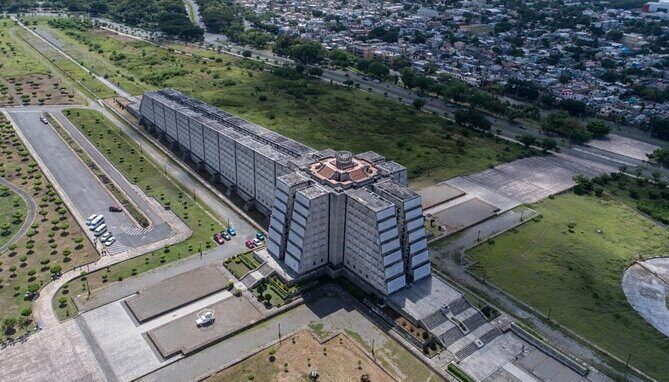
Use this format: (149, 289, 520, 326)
(0, 0, 667, 381)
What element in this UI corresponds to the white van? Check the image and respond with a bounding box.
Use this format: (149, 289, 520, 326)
(89, 215, 105, 230)
(85, 214, 98, 226)
(93, 224, 107, 237)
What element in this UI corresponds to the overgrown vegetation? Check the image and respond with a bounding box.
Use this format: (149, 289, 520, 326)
(576, 172, 669, 224)
(467, 192, 669, 381)
(25, 18, 530, 185)
(44, 0, 203, 40)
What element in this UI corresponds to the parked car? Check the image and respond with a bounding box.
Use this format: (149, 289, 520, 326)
(252, 238, 262, 247)
(245, 240, 255, 249)
(221, 232, 231, 241)
(227, 226, 236, 236)
(104, 236, 116, 246)
(109, 205, 123, 212)
(213, 233, 225, 245)
(196, 311, 215, 327)
(85, 214, 98, 226)
(40, 115, 48, 124)
(100, 232, 112, 241)
(255, 232, 265, 241)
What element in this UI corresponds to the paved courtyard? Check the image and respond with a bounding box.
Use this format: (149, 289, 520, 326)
(0, 321, 103, 382)
(622, 258, 669, 338)
(587, 134, 659, 162)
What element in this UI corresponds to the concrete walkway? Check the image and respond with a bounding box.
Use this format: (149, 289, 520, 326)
(0, 176, 37, 253)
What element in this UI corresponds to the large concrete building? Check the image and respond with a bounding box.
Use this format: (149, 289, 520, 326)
(139, 89, 430, 296)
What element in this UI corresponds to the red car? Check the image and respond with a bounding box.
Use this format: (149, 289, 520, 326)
(213, 233, 225, 245)
(245, 240, 255, 249)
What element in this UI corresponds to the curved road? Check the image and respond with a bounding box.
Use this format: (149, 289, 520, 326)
(0, 176, 37, 253)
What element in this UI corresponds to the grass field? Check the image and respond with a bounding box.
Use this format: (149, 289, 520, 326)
(0, 20, 82, 106)
(0, 113, 98, 338)
(22, 17, 529, 185)
(13, 20, 114, 99)
(0, 185, 26, 248)
(52, 108, 231, 319)
(0, 19, 51, 78)
(467, 193, 669, 380)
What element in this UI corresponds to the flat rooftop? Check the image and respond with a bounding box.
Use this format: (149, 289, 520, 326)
(346, 188, 394, 212)
(432, 197, 500, 234)
(419, 183, 466, 210)
(125, 265, 229, 323)
(147, 296, 263, 359)
(388, 275, 462, 321)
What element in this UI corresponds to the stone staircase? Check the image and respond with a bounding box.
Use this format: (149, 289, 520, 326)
(76, 317, 118, 382)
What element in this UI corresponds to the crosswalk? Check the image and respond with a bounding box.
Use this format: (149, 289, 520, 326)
(120, 225, 153, 236)
(105, 243, 130, 256)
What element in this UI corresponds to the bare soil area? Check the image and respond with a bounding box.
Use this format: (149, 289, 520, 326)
(207, 330, 397, 382)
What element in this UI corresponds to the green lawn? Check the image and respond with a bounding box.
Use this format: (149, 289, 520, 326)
(23, 17, 529, 185)
(467, 193, 669, 380)
(54, 108, 228, 314)
(0, 185, 26, 248)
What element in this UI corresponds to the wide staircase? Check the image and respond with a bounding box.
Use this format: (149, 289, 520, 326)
(76, 317, 118, 382)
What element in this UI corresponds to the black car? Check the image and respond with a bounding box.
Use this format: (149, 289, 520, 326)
(109, 205, 123, 212)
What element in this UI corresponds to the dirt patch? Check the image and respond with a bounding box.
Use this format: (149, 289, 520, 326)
(206, 330, 397, 382)
(0, 74, 81, 106)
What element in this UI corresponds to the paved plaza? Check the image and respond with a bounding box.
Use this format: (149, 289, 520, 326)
(0, 321, 103, 382)
(432, 197, 499, 234)
(622, 258, 669, 338)
(587, 134, 660, 162)
(419, 183, 466, 210)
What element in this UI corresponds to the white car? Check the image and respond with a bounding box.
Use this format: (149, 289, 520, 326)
(85, 214, 98, 226)
(196, 311, 215, 327)
(252, 238, 262, 247)
(104, 236, 116, 246)
(100, 232, 112, 241)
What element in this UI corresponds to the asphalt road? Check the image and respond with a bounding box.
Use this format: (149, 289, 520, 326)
(8, 110, 170, 250)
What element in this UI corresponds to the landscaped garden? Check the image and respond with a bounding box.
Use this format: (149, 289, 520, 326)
(22, 16, 530, 185)
(0, 113, 98, 339)
(223, 252, 259, 279)
(53, 108, 228, 318)
(251, 275, 299, 308)
(466, 192, 669, 381)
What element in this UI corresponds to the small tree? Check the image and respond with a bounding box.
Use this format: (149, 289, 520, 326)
(412, 98, 426, 110)
(2, 317, 17, 334)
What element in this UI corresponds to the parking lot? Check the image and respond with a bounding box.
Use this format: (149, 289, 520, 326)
(8, 110, 174, 253)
